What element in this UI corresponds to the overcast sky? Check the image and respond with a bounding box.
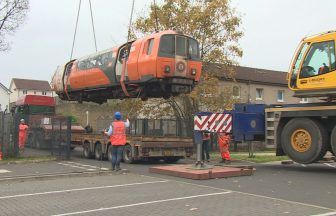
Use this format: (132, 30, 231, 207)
(1, 0, 336, 87)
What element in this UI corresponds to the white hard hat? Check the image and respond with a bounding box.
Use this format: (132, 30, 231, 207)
(20, 119, 25, 123)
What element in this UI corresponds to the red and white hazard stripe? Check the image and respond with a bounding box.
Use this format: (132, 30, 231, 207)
(194, 113, 232, 133)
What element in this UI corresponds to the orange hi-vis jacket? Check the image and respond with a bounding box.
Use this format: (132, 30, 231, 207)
(110, 121, 126, 146)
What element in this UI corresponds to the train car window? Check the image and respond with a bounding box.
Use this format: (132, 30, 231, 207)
(159, 35, 175, 57)
(188, 38, 200, 60)
(147, 38, 154, 55)
(176, 36, 187, 57)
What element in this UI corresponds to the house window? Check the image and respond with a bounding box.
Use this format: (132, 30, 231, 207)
(42, 91, 47, 95)
(232, 86, 240, 98)
(300, 98, 309, 103)
(256, 88, 263, 100)
(277, 90, 284, 102)
(23, 90, 27, 95)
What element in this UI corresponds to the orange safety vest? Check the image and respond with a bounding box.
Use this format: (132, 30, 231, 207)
(19, 124, 28, 137)
(110, 121, 126, 146)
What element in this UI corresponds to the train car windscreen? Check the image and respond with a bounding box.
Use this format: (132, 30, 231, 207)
(158, 35, 200, 60)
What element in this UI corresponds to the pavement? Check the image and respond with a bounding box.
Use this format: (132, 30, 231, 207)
(0, 150, 335, 215)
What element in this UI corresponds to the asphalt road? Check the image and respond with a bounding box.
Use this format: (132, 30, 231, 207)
(69, 148, 336, 210)
(0, 148, 335, 215)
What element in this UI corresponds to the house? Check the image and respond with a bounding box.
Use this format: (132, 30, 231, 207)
(9, 78, 53, 106)
(207, 64, 317, 105)
(0, 82, 11, 112)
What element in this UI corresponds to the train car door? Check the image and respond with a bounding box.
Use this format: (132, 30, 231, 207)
(174, 35, 188, 77)
(115, 43, 131, 82)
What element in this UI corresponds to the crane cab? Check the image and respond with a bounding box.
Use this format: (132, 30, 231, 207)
(288, 31, 336, 98)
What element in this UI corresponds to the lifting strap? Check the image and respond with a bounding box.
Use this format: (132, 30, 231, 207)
(120, 58, 130, 97)
(120, 0, 136, 97)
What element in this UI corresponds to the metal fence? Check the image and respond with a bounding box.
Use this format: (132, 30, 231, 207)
(97, 117, 189, 137)
(0, 112, 71, 159)
(0, 112, 17, 157)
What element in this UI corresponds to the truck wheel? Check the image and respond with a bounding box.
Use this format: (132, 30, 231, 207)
(281, 118, 328, 164)
(107, 145, 113, 161)
(123, 145, 134, 164)
(95, 143, 102, 160)
(83, 142, 92, 159)
(330, 126, 336, 156)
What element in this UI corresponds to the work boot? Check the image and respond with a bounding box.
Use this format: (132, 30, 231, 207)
(115, 167, 121, 171)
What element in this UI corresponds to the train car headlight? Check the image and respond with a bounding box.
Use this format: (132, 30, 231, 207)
(164, 65, 171, 73)
(191, 68, 197, 75)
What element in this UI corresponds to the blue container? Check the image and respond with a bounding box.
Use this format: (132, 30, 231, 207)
(232, 104, 265, 142)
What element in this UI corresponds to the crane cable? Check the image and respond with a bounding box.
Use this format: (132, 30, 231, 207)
(120, 0, 136, 98)
(153, 0, 159, 32)
(127, 0, 136, 42)
(69, 0, 82, 60)
(89, 0, 98, 52)
(70, 0, 98, 60)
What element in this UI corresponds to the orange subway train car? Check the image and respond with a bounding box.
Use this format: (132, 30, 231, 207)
(51, 30, 202, 104)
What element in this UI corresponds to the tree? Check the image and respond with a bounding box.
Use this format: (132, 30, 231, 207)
(0, 0, 29, 51)
(132, 0, 243, 134)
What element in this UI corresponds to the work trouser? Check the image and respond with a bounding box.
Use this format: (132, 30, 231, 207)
(111, 145, 124, 170)
(202, 140, 210, 161)
(218, 133, 231, 160)
(19, 134, 27, 150)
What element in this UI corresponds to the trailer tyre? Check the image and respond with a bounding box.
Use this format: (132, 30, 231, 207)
(122, 145, 134, 164)
(281, 118, 328, 164)
(330, 126, 336, 156)
(107, 145, 113, 162)
(94, 143, 102, 160)
(83, 142, 92, 159)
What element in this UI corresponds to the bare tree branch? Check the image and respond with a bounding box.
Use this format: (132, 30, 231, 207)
(0, 0, 29, 51)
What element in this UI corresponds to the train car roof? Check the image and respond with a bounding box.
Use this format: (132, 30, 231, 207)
(16, 95, 56, 107)
(72, 30, 190, 62)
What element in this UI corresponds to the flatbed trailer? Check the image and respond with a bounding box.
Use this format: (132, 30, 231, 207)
(71, 132, 193, 163)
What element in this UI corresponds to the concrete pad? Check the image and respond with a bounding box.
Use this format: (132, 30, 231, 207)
(149, 165, 255, 180)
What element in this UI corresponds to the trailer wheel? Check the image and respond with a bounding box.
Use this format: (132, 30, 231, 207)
(330, 126, 336, 156)
(123, 145, 134, 164)
(281, 118, 328, 164)
(94, 143, 102, 160)
(107, 145, 113, 161)
(83, 142, 92, 159)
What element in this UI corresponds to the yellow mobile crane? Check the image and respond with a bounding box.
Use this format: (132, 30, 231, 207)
(265, 31, 336, 164)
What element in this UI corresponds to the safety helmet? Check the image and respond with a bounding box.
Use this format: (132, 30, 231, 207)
(20, 119, 25, 123)
(114, 112, 122, 120)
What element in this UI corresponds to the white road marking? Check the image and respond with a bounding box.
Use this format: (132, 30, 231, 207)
(301, 164, 306, 167)
(0, 180, 168, 200)
(57, 163, 93, 171)
(0, 169, 11, 173)
(311, 211, 336, 216)
(64, 162, 99, 169)
(324, 163, 336, 168)
(148, 176, 336, 212)
(52, 191, 233, 216)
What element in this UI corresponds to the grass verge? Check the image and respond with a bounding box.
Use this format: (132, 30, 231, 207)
(210, 152, 289, 163)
